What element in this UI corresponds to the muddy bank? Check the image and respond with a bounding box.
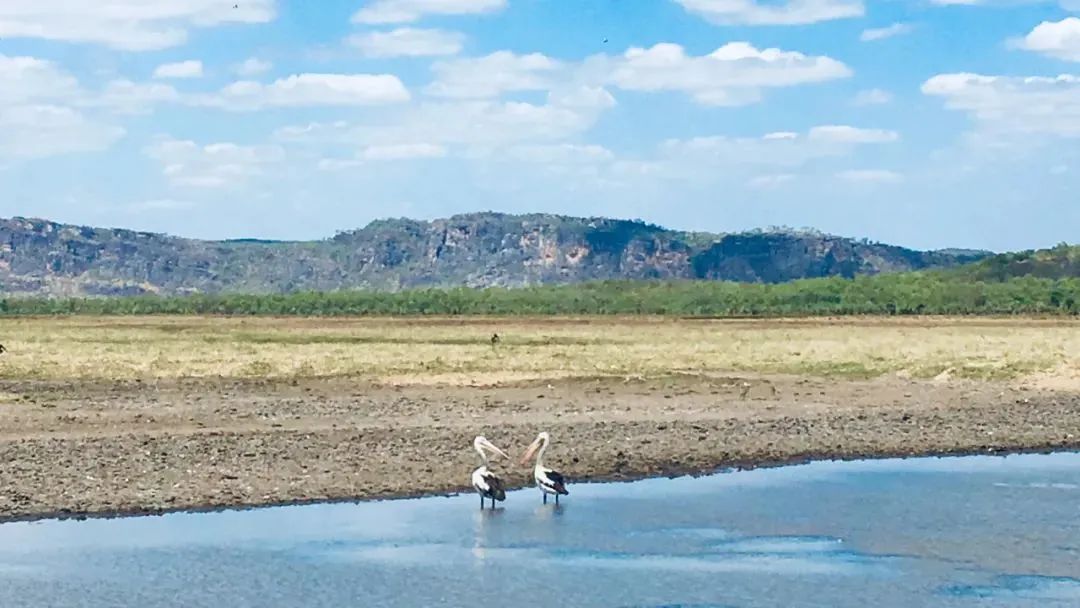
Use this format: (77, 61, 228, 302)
(0, 374, 1078, 522)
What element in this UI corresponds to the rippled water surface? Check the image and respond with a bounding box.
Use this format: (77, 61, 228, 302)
(1, 452, 1078, 607)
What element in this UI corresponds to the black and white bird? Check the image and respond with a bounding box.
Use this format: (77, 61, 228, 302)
(471, 436, 509, 510)
(519, 431, 569, 504)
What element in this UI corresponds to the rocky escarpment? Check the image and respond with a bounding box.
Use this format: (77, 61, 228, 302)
(0, 213, 988, 296)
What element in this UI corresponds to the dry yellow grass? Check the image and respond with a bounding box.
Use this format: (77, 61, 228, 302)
(0, 315, 1077, 386)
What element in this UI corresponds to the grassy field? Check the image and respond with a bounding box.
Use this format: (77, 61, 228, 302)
(0, 315, 1076, 385)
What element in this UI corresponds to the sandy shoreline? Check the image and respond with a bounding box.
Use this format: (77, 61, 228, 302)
(1, 373, 1078, 523)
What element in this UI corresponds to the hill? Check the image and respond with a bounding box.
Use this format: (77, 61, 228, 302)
(942, 243, 1080, 281)
(0, 213, 990, 296)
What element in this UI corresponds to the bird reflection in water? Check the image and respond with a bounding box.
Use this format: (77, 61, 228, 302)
(470, 504, 503, 562)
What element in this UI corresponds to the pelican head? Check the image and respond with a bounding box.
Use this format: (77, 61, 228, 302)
(474, 436, 510, 461)
(519, 431, 550, 466)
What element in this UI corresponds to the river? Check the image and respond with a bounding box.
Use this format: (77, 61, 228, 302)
(1, 452, 1078, 607)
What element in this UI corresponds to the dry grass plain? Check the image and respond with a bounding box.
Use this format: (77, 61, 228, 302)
(0, 315, 1077, 522)
(0, 315, 1077, 386)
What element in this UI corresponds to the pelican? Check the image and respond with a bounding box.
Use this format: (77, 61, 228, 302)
(519, 431, 569, 504)
(471, 436, 510, 510)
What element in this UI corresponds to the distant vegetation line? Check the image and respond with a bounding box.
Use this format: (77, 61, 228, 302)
(1, 273, 1078, 316)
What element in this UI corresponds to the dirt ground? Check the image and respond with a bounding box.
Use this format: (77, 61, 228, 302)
(1, 373, 1078, 522)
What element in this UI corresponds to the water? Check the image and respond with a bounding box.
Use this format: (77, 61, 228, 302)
(1, 452, 1078, 607)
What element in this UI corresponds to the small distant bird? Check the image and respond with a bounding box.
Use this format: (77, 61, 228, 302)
(233, 3, 239, 8)
(490, 333, 500, 346)
(602, 37, 608, 43)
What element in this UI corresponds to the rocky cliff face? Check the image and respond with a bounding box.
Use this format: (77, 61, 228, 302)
(0, 213, 989, 296)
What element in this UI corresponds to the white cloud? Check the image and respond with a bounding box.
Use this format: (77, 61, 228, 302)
(0, 54, 80, 104)
(274, 121, 351, 142)
(1, 53, 185, 115)
(196, 73, 411, 110)
(317, 158, 365, 171)
(274, 79, 617, 164)
(277, 91, 609, 152)
(674, 0, 864, 25)
(747, 173, 796, 188)
(427, 51, 562, 98)
(420, 43, 849, 107)
(127, 199, 196, 213)
(836, 169, 903, 183)
(363, 100, 602, 147)
(547, 85, 617, 109)
(0, 55, 125, 160)
(506, 144, 615, 164)
(234, 58, 273, 77)
(930, 0, 1068, 6)
(609, 160, 670, 179)
(1012, 18, 1080, 62)
(0, 0, 275, 51)
(661, 125, 897, 169)
(144, 137, 285, 188)
(362, 143, 447, 160)
(0, 105, 124, 160)
(853, 88, 893, 105)
(808, 125, 900, 143)
(922, 72, 1080, 137)
(660, 134, 820, 168)
(488, 123, 903, 194)
(860, 22, 913, 42)
(606, 42, 851, 106)
(349, 27, 464, 57)
(276, 93, 616, 184)
(90, 80, 181, 114)
(352, 0, 506, 24)
(153, 60, 203, 79)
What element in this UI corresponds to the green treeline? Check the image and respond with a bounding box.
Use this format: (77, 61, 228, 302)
(1, 273, 1078, 316)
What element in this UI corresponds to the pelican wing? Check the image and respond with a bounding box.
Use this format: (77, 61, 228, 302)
(484, 471, 506, 501)
(539, 468, 569, 495)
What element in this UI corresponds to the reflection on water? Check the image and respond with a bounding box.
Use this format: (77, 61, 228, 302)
(0, 452, 1078, 607)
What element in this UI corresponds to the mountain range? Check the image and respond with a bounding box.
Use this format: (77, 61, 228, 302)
(0, 213, 993, 296)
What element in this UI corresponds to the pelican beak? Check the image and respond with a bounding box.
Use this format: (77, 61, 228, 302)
(481, 438, 509, 460)
(519, 438, 541, 466)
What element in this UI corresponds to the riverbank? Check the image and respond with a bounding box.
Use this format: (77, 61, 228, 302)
(1, 372, 1078, 523)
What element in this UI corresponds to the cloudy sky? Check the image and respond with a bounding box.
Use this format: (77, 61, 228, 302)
(1, 0, 1078, 251)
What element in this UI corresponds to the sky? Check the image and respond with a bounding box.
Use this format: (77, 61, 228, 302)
(1, 1, 1079, 251)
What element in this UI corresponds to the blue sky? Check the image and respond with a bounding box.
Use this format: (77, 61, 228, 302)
(1, 0, 1079, 251)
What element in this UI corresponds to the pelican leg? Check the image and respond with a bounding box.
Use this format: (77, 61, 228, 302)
(555, 494, 559, 505)
(543, 493, 547, 504)
(480, 495, 484, 509)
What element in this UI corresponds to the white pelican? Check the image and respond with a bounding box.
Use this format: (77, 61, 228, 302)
(471, 436, 510, 510)
(519, 431, 569, 504)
